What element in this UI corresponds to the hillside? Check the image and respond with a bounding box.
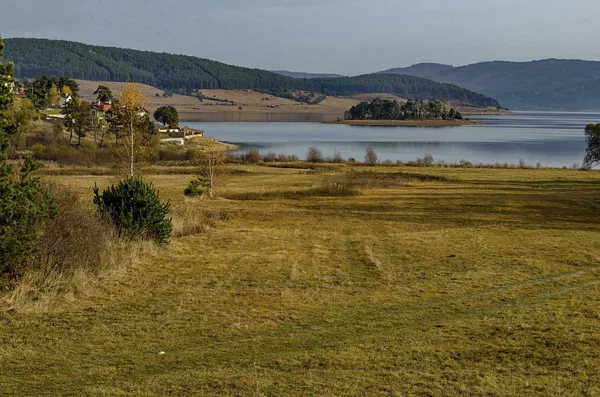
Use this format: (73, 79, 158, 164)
(380, 59, 600, 110)
(75, 80, 360, 122)
(313, 74, 501, 108)
(271, 70, 345, 79)
(3, 38, 501, 108)
(4, 38, 318, 91)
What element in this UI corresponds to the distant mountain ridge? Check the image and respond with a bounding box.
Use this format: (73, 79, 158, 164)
(271, 70, 345, 79)
(2, 38, 501, 108)
(380, 59, 600, 110)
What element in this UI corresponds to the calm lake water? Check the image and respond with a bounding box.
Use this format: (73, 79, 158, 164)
(185, 112, 600, 167)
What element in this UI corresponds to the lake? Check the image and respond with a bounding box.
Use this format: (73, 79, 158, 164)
(184, 112, 600, 167)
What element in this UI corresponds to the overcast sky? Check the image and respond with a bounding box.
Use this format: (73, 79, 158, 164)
(1, 0, 599, 75)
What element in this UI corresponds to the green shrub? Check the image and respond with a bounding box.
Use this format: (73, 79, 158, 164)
(0, 158, 56, 288)
(93, 177, 172, 245)
(184, 177, 209, 197)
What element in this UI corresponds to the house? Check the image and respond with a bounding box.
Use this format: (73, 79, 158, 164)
(1, 78, 15, 93)
(60, 93, 73, 107)
(90, 102, 112, 125)
(158, 127, 204, 143)
(137, 108, 150, 118)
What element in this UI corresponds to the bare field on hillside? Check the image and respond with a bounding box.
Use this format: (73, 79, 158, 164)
(77, 80, 358, 122)
(1, 164, 600, 395)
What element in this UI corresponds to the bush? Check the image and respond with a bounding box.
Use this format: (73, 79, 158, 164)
(0, 158, 56, 288)
(93, 177, 172, 245)
(277, 153, 299, 162)
(262, 151, 278, 162)
(31, 145, 121, 167)
(37, 183, 112, 276)
(306, 145, 324, 163)
(364, 147, 378, 166)
(246, 149, 261, 163)
(184, 177, 209, 197)
(332, 150, 345, 163)
(416, 153, 434, 166)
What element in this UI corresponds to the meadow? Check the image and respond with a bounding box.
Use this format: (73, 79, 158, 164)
(1, 163, 599, 396)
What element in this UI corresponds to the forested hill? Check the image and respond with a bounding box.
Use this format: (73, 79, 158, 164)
(3, 38, 500, 107)
(380, 60, 600, 110)
(4, 38, 318, 91)
(313, 74, 501, 108)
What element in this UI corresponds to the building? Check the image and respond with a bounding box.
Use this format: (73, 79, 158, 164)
(60, 93, 73, 107)
(90, 102, 112, 125)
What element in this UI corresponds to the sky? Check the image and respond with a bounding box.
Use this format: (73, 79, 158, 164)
(1, 0, 600, 76)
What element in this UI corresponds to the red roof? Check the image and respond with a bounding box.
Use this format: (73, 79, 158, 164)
(90, 104, 112, 112)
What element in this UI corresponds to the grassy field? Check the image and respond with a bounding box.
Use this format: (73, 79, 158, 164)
(1, 164, 600, 395)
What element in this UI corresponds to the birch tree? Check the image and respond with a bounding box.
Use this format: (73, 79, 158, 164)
(112, 83, 151, 177)
(200, 151, 223, 197)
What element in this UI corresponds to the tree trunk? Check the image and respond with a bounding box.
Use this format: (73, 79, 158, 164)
(130, 122, 134, 177)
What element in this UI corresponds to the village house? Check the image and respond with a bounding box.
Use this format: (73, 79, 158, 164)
(89, 101, 112, 125)
(60, 93, 73, 107)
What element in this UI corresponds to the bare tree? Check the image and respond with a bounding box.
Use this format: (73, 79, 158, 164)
(364, 147, 378, 166)
(200, 151, 224, 197)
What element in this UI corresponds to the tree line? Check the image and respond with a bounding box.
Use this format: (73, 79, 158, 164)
(20, 75, 80, 109)
(4, 38, 319, 92)
(345, 99, 464, 121)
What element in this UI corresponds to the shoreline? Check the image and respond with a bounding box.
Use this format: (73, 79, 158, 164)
(325, 119, 481, 127)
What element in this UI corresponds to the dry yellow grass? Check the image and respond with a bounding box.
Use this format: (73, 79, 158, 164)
(1, 164, 600, 395)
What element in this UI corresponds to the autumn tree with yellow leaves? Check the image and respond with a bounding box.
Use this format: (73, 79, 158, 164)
(110, 83, 154, 177)
(48, 84, 60, 107)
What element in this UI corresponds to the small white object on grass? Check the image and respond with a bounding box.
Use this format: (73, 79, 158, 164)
(158, 351, 166, 355)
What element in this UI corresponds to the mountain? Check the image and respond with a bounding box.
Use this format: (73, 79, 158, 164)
(380, 60, 600, 110)
(3, 38, 500, 107)
(271, 70, 345, 79)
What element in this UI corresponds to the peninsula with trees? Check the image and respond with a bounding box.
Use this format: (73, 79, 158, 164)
(333, 98, 478, 126)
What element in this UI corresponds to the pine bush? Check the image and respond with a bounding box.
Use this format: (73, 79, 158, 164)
(93, 177, 172, 245)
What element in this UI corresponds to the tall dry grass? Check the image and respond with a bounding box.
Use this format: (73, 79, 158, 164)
(220, 183, 360, 201)
(324, 170, 452, 188)
(171, 204, 230, 237)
